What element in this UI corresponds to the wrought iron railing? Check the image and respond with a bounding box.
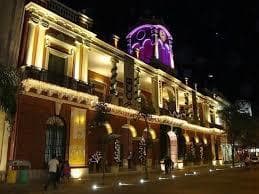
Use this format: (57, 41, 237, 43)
(20, 65, 95, 95)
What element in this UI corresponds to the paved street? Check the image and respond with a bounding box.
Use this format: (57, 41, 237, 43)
(0, 166, 258, 194)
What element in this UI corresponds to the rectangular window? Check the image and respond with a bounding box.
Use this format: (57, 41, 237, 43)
(48, 53, 66, 75)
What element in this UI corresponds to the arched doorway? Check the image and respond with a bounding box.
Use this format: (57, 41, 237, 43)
(160, 125, 179, 168)
(44, 116, 66, 163)
(120, 124, 137, 169)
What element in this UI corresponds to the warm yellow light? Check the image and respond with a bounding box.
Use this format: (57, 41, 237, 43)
(184, 134, 190, 143)
(212, 160, 217, 166)
(177, 162, 184, 169)
(35, 25, 46, 69)
(22, 79, 98, 104)
(203, 137, 208, 145)
(122, 124, 137, 138)
(74, 116, 80, 125)
(26, 21, 37, 66)
(74, 43, 81, 80)
(80, 115, 85, 124)
(99, 55, 111, 64)
(104, 122, 112, 134)
(195, 136, 199, 144)
(22, 79, 224, 136)
(71, 168, 83, 179)
(149, 129, 156, 140)
(219, 160, 223, 165)
(144, 128, 156, 140)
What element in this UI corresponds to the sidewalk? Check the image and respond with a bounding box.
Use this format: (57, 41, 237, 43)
(0, 164, 231, 194)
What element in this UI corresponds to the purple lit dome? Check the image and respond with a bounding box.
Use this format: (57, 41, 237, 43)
(126, 24, 175, 69)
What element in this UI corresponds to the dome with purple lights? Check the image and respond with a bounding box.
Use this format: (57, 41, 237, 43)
(126, 24, 175, 69)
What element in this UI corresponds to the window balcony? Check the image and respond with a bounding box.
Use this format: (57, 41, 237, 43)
(20, 65, 95, 95)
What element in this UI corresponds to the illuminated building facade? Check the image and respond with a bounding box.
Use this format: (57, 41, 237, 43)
(8, 0, 230, 178)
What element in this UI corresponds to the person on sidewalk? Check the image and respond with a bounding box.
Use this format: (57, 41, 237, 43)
(127, 152, 133, 169)
(169, 159, 174, 173)
(56, 156, 63, 184)
(44, 154, 59, 191)
(164, 156, 170, 175)
(62, 160, 71, 183)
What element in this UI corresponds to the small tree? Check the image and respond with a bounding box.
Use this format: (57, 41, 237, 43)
(0, 64, 20, 125)
(218, 104, 253, 167)
(90, 102, 111, 184)
(135, 96, 155, 179)
(90, 102, 120, 184)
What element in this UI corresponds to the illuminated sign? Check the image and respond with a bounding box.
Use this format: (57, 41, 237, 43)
(69, 107, 87, 166)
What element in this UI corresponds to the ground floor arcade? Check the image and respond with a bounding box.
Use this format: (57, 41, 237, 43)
(4, 90, 229, 179)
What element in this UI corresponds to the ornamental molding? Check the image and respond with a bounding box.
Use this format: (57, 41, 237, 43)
(25, 2, 96, 40)
(22, 80, 223, 135)
(22, 79, 98, 107)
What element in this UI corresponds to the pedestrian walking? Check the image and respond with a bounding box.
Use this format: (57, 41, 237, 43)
(44, 154, 59, 191)
(62, 160, 71, 183)
(164, 156, 170, 175)
(127, 152, 133, 169)
(56, 156, 63, 184)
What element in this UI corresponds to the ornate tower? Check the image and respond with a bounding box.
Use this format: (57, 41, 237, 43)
(126, 24, 175, 69)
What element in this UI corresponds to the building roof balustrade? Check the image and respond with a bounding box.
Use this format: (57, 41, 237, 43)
(26, 0, 93, 29)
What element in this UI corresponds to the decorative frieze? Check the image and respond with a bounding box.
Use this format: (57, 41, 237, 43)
(22, 79, 98, 106)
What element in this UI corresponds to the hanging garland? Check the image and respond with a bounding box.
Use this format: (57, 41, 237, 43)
(200, 145, 204, 160)
(138, 136, 146, 164)
(89, 151, 103, 164)
(191, 142, 196, 160)
(114, 139, 121, 163)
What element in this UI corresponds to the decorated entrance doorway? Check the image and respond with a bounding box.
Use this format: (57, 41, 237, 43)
(160, 125, 178, 168)
(167, 130, 178, 167)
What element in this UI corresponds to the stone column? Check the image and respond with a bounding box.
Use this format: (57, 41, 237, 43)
(110, 57, 119, 96)
(67, 49, 74, 77)
(81, 40, 90, 83)
(73, 41, 81, 80)
(26, 17, 38, 66)
(35, 20, 49, 69)
(168, 38, 175, 69)
(151, 28, 159, 59)
(152, 76, 162, 113)
(203, 103, 209, 127)
(175, 87, 179, 112)
(192, 91, 198, 122)
(211, 135, 216, 164)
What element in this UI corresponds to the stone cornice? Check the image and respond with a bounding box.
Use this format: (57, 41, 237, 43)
(25, 2, 96, 40)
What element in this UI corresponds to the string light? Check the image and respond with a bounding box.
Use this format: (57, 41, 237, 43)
(23, 79, 224, 135)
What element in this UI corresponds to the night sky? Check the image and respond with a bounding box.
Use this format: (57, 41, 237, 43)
(60, 0, 257, 114)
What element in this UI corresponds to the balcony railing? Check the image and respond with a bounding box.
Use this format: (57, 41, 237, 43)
(160, 108, 196, 123)
(21, 66, 95, 95)
(209, 122, 224, 130)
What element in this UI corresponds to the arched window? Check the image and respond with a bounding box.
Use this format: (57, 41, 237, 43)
(44, 116, 66, 163)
